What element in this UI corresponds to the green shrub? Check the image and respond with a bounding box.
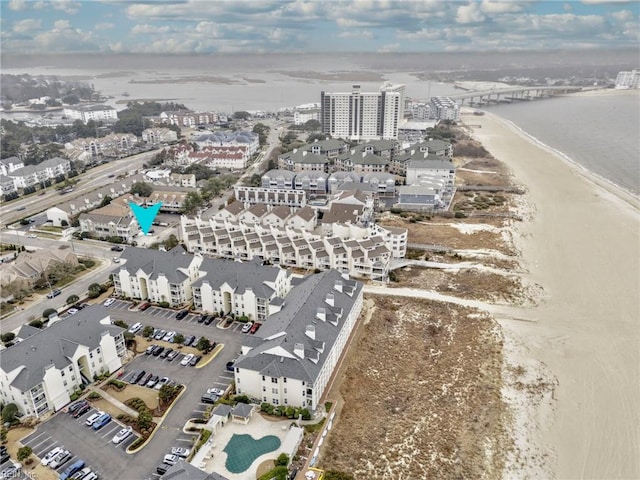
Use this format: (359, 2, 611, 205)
(88, 391, 101, 400)
(29, 319, 44, 329)
(66, 294, 80, 305)
(257, 466, 288, 480)
(233, 395, 249, 404)
(454, 211, 467, 218)
(1, 403, 18, 424)
(42, 308, 57, 318)
(1, 333, 15, 344)
(17, 446, 32, 462)
(275, 453, 289, 466)
(158, 302, 170, 308)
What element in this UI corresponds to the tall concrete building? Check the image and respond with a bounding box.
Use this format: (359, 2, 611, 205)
(321, 82, 405, 141)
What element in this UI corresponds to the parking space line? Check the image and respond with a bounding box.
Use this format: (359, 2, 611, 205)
(175, 438, 192, 443)
(30, 435, 52, 451)
(23, 431, 47, 445)
(33, 439, 56, 456)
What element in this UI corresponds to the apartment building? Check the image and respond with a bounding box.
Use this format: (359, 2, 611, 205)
(334, 152, 389, 174)
(614, 70, 640, 89)
(278, 150, 330, 173)
(113, 247, 203, 307)
(65, 133, 138, 160)
(8, 157, 71, 189)
(234, 186, 306, 208)
(0, 307, 125, 418)
(429, 96, 460, 121)
(192, 258, 292, 321)
(159, 110, 219, 127)
(193, 131, 259, 155)
(63, 104, 118, 123)
(234, 270, 363, 411)
(142, 127, 178, 144)
(320, 82, 405, 140)
(0, 157, 24, 176)
(78, 202, 140, 242)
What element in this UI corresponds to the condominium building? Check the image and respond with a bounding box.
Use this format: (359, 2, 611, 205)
(65, 133, 138, 160)
(0, 307, 125, 418)
(0, 157, 24, 176)
(320, 82, 405, 140)
(192, 131, 259, 155)
(614, 70, 640, 89)
(429, 96, 460, 121)
(142, 128, 178, 144)
(234, 186, 307, 208)
(234, 270, 363, 411)
(78, 202, 141, 242)
(8, 157, 71, 189)
(63, 104, 118, 123)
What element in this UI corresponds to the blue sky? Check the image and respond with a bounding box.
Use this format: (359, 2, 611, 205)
(1, 0, 638, 54)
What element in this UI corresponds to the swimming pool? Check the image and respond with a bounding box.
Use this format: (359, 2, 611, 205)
(223, 433, 281, 473)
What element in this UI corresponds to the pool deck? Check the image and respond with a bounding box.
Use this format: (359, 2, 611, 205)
(193, 411, 293, 479)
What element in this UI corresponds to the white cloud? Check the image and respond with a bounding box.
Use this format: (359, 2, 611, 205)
(13, 19, 42, 33)
(480, 0, 523, 14)
(95, 22, 115, 31)
(337, 30, 374, 39)
(456, 3, 485, 24)
(7, 0, 26, 11)
(378, 43, 400, 53)
(54, 20, 71, 30)
(131, 24, 172, 35)
(33, 27, 97, 52)
(50, 0, 80, 14)
(611, 9, 634, 22)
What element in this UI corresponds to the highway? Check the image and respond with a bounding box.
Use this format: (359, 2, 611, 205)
(0, 148, 161, 227)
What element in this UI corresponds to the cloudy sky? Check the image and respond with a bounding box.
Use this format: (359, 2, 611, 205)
(1, 0, 638, 55)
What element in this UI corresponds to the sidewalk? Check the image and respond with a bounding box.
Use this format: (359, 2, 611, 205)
(87, 385, 139, 417)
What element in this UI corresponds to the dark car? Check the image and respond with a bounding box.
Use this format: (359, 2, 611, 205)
(138, 373, 153, 386)
(110, 245, 124, 252)
(139, 302, 151, 311)
(204, 315, 215, 325)
(225, 361, 235, 372)
(72, 403, 91, 418)
(200, 392, 219, 404)
(189, 355, 202, 366)
(167, 350, 180, 362)
(156, 464, 168, 475)
(176, 310, 188, 320)
(152, 346, 165, 357)
(68, 399, 88, 415)
(183, 335, 195, 347)
(133, 370, 146, 384)
(198, 315, 207, 323)
(160, 347, 173, 359)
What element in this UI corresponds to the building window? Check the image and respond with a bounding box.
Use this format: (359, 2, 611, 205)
(89, 352, 93, 358)
(271, 378, 278, 383)
(272, 388, 278, 394)
(262, 376, 266, 381)
(273, 399, 279, 405)
(284, 399, 288, 404)
(263, 397, 267, 402)
(61, 370, 65, 377)
(283, 378, 287, 383)
(63, 380, 67, 387)
(284, 388, 287, 394)
(263, 386, 266, 392)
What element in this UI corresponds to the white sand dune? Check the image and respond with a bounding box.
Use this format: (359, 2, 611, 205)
(465, 111, 640, 479)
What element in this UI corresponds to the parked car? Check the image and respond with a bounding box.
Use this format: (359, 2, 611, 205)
(73, 403, 91, 418)
(138, 373, 153, 386)
(154, 329, 166, 340)
(225, 361, 235, 372)
(160, 348, 173, 359)
(110, 245, 124, 252)
(207, 388, 226, 397)
(0, 462, 21, 479)
(170, 447, 190, 458)
(133, 370, 146, 384)
(128, 322, 142, 334)
(41, 446, 63, 466)
(167, 350, 180, 361)
(46, 289, 62, 299)
(126, 370, 140, 383)
(180, 353, 194, 366)
(163, 331, 176, 342)
(103, 298, 116, 307)
(163, 454, 179, 466)
(189, 355, 202, 366)
(67, 308, 79, 316)
(49, 450, 71, 469)
(156, 464, 168, 475)
(249, 323, 261, 334)
(68, 399, 88, 415)
(112, 426, 133, 444)
(139, 302, 151, 311)
(69, 467, 92, 480)
(204, 315, 215, 325)
(59, 459, 85, 480)
(242, 322, 253, 333)
(155, 377, 170, 390)
(176, 310, 188, 320)
(92, 413, 112, 430)
(198, 315, 207, 323)
(183, 335, 195, 347)
(85, 411, 104, 426)
(152, 346, 165, 357)
(145, 345, 156, 355)
(146, 375, 159, 388)
(200, 392, 219, 404)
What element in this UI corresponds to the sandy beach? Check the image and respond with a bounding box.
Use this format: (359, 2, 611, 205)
(465, 111, 640, 479)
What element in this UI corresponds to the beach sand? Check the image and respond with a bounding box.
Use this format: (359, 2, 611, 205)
(465, 111, 640, 479)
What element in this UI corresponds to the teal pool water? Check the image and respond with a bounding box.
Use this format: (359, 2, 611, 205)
(224, 434, 281, 473)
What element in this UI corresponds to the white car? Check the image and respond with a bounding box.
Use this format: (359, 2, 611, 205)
(163, 454, 179, 466)
(48, 450, 71, 469)
(242, 322, 253, 333)
(112, 426, 133, 444)
(103, 298, 116, 307)
(67, 308, 79, 315)
(180, 353, 194, 366)
(170, 447, 190, 458)
(41, 446, 63, 466)
(27, 234, 37, 238)
(163, 331, 176, 342)
(85, 411, 104, 426)
(207, 388, 226, 397)
(154, 377, 170, 390)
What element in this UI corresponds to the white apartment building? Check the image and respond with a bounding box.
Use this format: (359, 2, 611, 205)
(234, 270, 363, 411)
(294, 109, 321, 126)
(429, 96, 460, 121)
(0, 157, 24, 176)
(405, 156, 456, 189)
(63, 104, 118, 123)
(320, 82, 405, 141)
(8, 157, 71, 189)
(234, 186, 307, 208)
(192, 258, 292, 321)
(79, 209, 140, 242)
(614, 70, 640, 89)
(142, 127, 178, 144)
(0, 307, 125, 418)
(113, 247, 204, 307)
(192, 131, 259, 155)
(65, 133, 138, 159)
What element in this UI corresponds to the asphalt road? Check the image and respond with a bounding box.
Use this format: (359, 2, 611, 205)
(0, 149, 160, 227)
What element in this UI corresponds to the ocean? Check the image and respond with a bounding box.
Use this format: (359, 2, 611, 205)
(2, 55, 638, 195)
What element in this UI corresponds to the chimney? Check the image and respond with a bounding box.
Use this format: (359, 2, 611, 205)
(294, 343, 305, 359)
(326, 292, 335, 307)
(305, 325, 315, 340)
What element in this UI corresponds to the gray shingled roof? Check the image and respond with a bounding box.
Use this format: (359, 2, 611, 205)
(299, 139, 347, 152)
(161, 459, 229, 480)
(119, 246, 193, 284)
(2, 306, 123, 392)
(192, 257, 284, 299)
(235, 270, 362, 385)
(407, 158, 455, 170)
(231, 402, 253, 418)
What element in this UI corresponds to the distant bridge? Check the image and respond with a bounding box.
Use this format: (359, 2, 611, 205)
(448, 86, 584, 106)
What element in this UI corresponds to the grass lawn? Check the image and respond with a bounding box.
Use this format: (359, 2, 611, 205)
(6, 427, 58, 480)
(89, 397, 133, 421)
(101, 384, 159, 410)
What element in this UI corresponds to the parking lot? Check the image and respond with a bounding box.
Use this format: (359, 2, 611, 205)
(20, 405, 139, 478)
(100, 299, 248, 478)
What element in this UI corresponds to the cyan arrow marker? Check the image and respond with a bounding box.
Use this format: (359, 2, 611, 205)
(129, 201, 162, 235)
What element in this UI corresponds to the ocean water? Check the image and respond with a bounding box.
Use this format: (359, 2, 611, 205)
(488, 92, 640, 196)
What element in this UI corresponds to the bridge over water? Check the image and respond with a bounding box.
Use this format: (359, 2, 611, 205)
(449, 86, 584, 106)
